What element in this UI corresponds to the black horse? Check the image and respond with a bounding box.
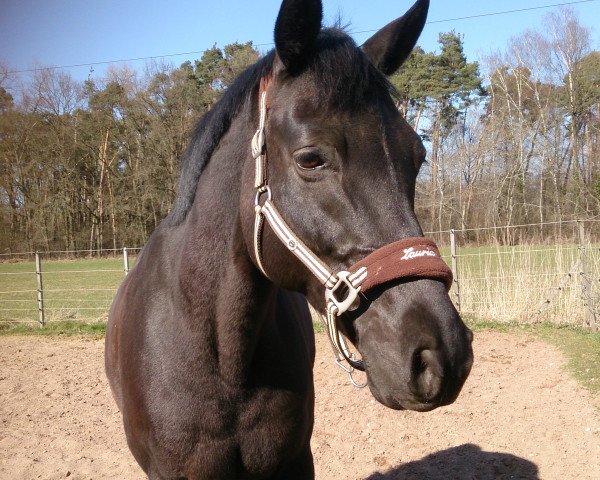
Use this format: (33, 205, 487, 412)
(105, 0, 473, 478)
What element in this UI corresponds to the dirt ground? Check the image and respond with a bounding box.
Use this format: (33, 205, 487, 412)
(1, 330, 599, 480)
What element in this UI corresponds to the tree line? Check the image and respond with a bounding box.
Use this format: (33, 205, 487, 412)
(394, 9, 599, 242)
(0, 42, 259, 252)
(1, 8, 598, 253)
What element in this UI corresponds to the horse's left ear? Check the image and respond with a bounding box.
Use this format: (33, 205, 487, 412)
(361, 0, 429, 75)
(274, 0, 323, 74)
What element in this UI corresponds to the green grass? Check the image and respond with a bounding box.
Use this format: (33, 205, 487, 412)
(0, 256, 134, 323)
(466, 317, 600, 396)
(0, 320, 106, 337)
(3, 242, 597, 325)
(312, 318, 325, 333)
(532, 323, 600, 395)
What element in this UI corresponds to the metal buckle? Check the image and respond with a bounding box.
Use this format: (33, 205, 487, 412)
(325, 271, 361, 315)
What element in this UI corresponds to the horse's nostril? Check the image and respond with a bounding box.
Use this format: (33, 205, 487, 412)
(411, 349, 443, 403)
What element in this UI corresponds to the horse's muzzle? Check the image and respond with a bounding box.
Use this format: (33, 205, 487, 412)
(354, 280, 474, 412)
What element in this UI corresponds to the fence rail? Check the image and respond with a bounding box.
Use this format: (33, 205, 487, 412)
(0, 248, 138, 326)
(0, 221, 598, 330)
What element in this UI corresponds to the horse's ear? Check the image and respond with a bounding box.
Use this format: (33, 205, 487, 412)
(274, 0, 323, 73)
(361, 0, 429, 75)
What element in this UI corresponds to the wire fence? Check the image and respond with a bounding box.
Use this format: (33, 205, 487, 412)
(428, 220, 599, 330)
(0, 248, 141, 325)
(0, 220, 598, 330)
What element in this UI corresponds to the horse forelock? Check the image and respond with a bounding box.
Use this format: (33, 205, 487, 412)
(307, 28, 393, 110)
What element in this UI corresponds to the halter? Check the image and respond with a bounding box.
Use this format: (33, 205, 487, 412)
(251, 80, 452, 387)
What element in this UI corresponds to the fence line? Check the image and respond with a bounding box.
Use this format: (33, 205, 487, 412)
(455, 247, 583, 257)
(0, 289, 37, 295)
(1, 219, 596, 257)
(0, 221, 598, 330)
(40, 270, 124, 274)
(43, 288, 117, 293)
(0, 247, 143, 257)
(446, 220, 598, 331)
(0, 272, 36, 276)
(0, 248, 132, 325)
(425, 218, 600, 235)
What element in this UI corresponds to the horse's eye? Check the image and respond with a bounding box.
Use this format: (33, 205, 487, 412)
(295, 152, 324, 170)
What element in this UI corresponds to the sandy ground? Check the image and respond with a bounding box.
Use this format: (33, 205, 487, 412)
(0, 331, 599, 480)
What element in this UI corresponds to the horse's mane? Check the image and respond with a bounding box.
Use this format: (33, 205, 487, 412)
(167, 29, 391, 226)
(166, 51, 275, 226)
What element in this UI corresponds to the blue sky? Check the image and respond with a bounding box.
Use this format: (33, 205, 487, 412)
(1, 0, 599, 83)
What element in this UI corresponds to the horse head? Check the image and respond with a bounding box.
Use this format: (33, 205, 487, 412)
(240, 0, 473, 412)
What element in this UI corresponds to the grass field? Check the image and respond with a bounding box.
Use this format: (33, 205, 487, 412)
(444, 242, 599, 325)
(0, 256, 133, 324)
(0, 242, 598, 327)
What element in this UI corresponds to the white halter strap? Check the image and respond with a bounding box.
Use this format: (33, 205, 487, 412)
(251, 90, 368, 385)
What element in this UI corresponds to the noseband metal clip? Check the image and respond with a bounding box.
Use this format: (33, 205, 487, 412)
(254, 185, 272, 209)
(335, 359, 368, 389)
(324, 269, 366, 316)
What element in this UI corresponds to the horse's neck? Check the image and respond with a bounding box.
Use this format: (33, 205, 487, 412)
(176, 107, 277, 382)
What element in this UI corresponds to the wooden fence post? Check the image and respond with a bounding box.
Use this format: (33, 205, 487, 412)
(35, 252, 45, 327)
(578, 222, 597, 331)
(450, 229, 461, 313)
(123, 248, 130, 275)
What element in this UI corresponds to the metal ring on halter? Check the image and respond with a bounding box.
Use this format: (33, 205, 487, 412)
(254, 185, 272, 208)
(335, 359, 368, 388)
(336, 334, 368, 388)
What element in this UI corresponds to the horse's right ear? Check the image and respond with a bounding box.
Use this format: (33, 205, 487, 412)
(274, 0, 323, 74)
(361, 0, 429, 75)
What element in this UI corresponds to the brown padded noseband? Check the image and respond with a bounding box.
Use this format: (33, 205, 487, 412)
(350, 237, 453, 293)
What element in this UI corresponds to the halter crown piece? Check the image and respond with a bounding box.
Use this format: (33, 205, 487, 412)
(251, 79, 453, 388)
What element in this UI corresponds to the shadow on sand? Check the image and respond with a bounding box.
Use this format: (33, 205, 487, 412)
(365, 444, 540, 480)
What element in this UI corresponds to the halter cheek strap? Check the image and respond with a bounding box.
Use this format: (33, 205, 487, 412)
(251, 82, 453, 387)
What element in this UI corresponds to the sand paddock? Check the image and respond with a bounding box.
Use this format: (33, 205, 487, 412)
(1, 331, 599, 479)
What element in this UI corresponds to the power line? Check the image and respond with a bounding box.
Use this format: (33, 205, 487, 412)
(7, 0, 600, 75)
(9, 50, 211, 75)
(353, 0, 600, 34)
